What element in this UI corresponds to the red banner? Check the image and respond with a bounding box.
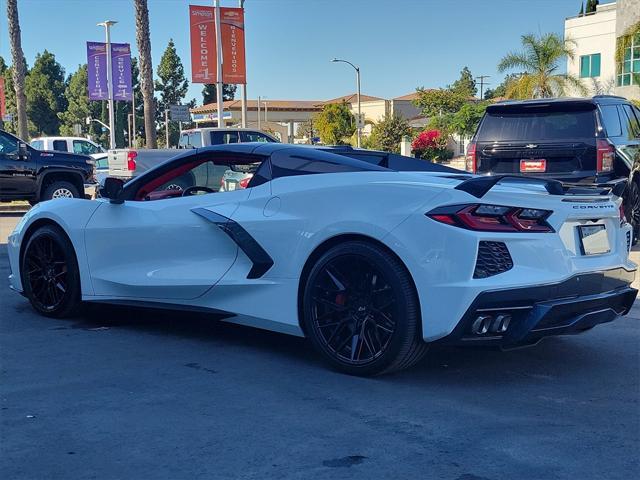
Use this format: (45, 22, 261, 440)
(0, 77, 6, 117)
(189, 5, 216, 84)
(220, 7, 246, 84)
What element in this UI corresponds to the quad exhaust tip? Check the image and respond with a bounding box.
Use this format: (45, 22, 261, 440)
(471, 314, 511, 335)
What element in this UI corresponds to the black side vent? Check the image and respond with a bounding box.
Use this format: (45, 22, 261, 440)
(626, 230, 632, 252)
(474, 241, 513, 279)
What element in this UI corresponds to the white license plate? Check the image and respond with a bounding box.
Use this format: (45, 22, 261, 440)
(578, 224, 609, 255)
(227, 182, 236, 191)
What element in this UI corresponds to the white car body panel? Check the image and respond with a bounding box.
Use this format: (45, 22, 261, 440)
(8, 160, 637, 342)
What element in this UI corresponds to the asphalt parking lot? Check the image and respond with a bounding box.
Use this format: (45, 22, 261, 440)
(1, 213, 639, 480)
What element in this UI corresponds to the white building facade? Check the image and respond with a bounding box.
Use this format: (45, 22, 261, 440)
(565, 0, 640, 99)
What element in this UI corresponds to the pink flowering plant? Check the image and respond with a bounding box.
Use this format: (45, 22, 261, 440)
(411, 129, 452, 162)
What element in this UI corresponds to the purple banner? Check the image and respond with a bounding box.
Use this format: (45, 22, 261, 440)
(110, 43, 133, 101)
(87, 42, 108, 100)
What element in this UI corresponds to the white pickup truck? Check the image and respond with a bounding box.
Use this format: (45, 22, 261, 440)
(107, 127, 277, 179)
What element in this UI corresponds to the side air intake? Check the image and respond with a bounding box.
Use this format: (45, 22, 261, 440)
(473, 241, 513, 279)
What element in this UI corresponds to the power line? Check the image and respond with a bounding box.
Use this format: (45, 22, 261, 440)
(476, 75, 491, 100)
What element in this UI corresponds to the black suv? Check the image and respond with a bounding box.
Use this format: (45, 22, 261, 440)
(0, 129, 96, 204)
(468, 96, 640, 236)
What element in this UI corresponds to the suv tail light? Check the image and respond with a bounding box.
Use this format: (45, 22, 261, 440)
(596, 139, 614, 172)
(127, 150, 138, 171)
(427, 204, 554, 232)
(465, 142, 477, 173)
(238, 177, 251, 189)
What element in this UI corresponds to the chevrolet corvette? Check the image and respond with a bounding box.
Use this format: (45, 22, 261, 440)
(7, 143, 638, 375)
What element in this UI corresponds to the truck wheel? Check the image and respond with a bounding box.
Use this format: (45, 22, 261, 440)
(42, 181, 80, 201)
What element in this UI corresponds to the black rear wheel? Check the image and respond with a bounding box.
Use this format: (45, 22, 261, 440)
(302, 241, 427, 376)
(625, 180, 640, 245)
(21, 225, 81, 318)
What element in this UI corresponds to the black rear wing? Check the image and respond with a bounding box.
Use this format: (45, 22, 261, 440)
(453, 175, 627, 199)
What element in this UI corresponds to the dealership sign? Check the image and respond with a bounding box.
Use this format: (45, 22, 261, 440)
(189, 5, 216, 83)
(111, 43, 133, 101)
(86, 41, 133, 101)
(192, 111, 232, 122)
(188, 5, 246, 84)
(87, 42, 108, 100)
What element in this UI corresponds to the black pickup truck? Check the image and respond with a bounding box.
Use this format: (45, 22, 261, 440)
(0, 129, 96, 204)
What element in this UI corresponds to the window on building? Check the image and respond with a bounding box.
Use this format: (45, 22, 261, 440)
(617, 34, 640, 87)
(580, 53, 601, 78)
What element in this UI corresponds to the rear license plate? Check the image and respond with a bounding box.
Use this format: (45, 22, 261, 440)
(578, 224, 610, 255)
(520, 159, 547, 173)
(227, 182, 236, 191)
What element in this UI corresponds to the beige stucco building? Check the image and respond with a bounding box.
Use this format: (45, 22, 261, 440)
(564, 0, 640, 99)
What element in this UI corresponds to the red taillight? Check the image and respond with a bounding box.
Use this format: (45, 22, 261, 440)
(620, 202, 626, 225)
(427, 204, 553, 233)
(465, 142, 477, 173)
(238, 177, 251, 189)
(127, 150, 137, 171)
(596, 139, 614, 172)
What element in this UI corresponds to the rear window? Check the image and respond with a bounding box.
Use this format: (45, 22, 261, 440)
(599, 105, 622, 137)
(52, 140, 68, 152)
(478, 110, 596, 141)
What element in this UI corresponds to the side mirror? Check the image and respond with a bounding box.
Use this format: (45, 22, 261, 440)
(18, 142, 29, 160)
(99, 177, 125, 204)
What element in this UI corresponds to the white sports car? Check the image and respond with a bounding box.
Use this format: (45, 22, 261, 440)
(7, 143, 638, 375)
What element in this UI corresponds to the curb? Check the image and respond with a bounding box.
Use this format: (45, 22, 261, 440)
(0, 205, 30, 214)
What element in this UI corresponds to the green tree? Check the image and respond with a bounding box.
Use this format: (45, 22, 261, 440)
(314, 102, 355, 145)
(58, 64, 100, 139)
(134, 0, 157, 148)
(25, 50, 67, 135)
(450, 66, 477, 97)
(586, 0, 599, 14)
(483, 73, 520, 99)
(414, 88, 467, 118)
(449, 102, 487, 142)
(368, 115, 412, 153)
(155, 39, 189, 146)
(498, 33, 587, 99)
(202, 83, 237, 104)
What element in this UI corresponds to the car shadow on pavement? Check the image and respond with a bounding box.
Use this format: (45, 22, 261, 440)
(68, 302, 605, 385)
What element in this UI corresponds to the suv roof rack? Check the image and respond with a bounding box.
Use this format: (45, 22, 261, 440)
(592, 95, 627, 100)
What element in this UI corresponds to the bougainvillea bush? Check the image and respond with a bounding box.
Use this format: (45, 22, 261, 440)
(411, 129, 453, 162)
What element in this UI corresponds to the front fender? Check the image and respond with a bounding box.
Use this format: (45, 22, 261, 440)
(8, 199, 103, 295)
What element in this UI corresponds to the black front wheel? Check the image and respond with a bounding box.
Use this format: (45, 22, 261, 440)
(302, 241, 428, 376)
(21, 225, 81, 318)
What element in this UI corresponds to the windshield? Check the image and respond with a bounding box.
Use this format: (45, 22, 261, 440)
(479, 110, 596, 141)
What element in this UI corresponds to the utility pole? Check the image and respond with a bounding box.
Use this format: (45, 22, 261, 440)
(98, 20, 117, 149)
(214, 0, 224, 128)
(239, 0, 247, 128)
(476, 75, 491, 100)
(165, 109, 170, 147)
(131, 93, 136, 147)
(257, 95, 261, 130)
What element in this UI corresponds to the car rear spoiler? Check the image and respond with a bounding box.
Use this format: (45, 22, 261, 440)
(453, 175, 627, 199)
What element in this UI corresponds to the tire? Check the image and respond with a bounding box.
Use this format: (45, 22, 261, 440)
(20, 224, 81, 318)
(301, 241, 428, 376)
(42, 180, 80, 201)
(625, 180, 640, 245)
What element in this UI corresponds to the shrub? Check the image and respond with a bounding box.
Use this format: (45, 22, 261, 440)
(411, 129, 452, 162)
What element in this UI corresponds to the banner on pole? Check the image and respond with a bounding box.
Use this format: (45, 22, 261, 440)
(0, 77, 6, 117)
(111, 43, 133, 101)
(189, 5, 217, 83)
(220, 7, 246, 84)
(87, 42, 109, 100)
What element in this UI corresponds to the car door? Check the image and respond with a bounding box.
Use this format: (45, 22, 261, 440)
(83, 152, 266, 300)
(0, 131, 38, 198)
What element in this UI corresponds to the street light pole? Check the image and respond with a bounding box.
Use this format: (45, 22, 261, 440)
(331, 58, 361, 148)
(214, 0, 224, 128)
(98, 20, 117, 149)
(239, 0, 247, 128)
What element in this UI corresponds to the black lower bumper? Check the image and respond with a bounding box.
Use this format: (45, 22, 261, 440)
(440, 268, 637, 347)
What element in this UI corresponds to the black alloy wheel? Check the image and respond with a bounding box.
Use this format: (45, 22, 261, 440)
(625, 180, 640, 245)
(21, 225, 81, 318)
(302, 241, 428, 376)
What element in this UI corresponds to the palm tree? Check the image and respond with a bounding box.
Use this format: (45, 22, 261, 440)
(498, 33, 587, 99)
(6, 0, 28, 140)
(134, 0, 157, 148)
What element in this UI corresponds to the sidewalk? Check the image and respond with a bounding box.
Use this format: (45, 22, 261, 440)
(0, 201, 30, 214)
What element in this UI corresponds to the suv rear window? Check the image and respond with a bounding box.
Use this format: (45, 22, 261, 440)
(478, 110, 596, 141)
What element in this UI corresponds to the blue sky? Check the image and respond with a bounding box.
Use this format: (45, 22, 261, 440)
(0, 0, 613, 104)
